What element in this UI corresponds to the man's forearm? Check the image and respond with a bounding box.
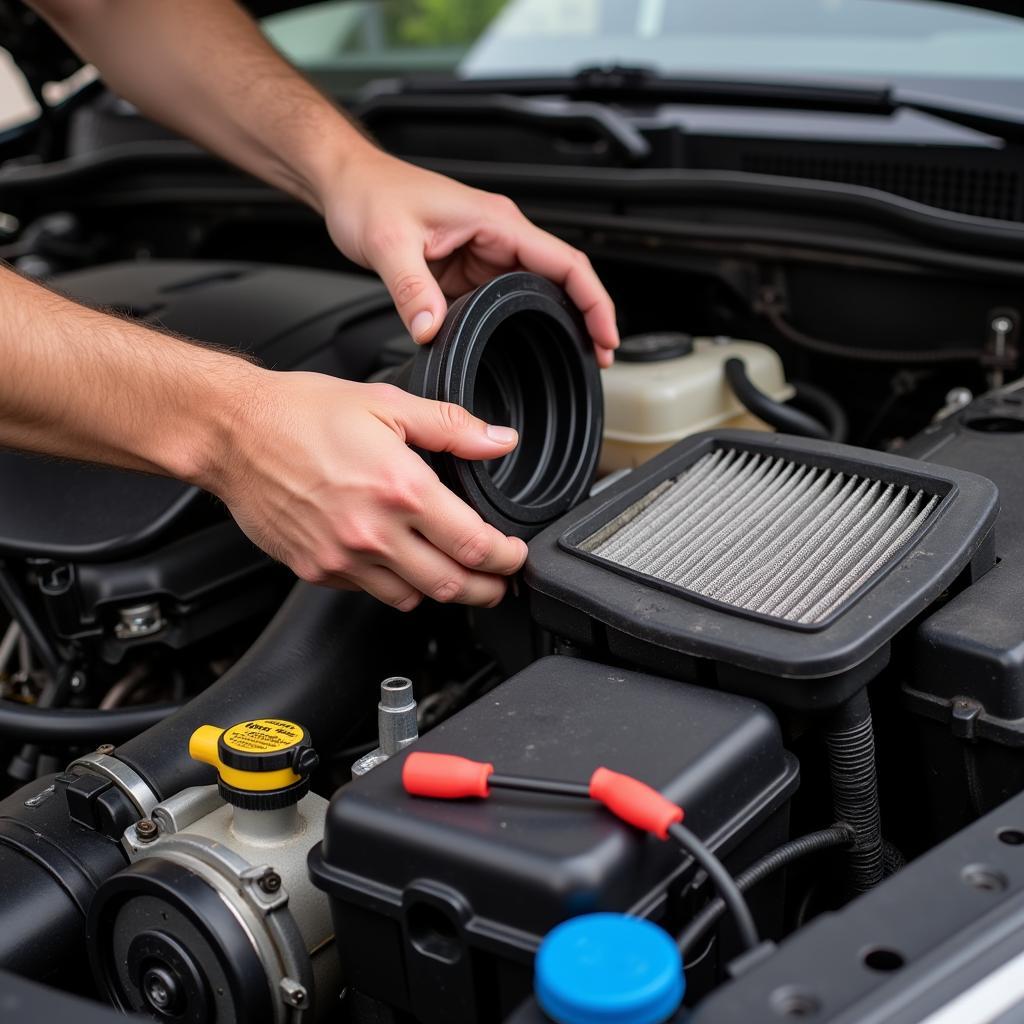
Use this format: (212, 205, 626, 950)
(0, 264, 259, 486)
(27, 0, 368, 210)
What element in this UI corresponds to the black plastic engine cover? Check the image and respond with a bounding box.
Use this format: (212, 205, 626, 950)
(0, 260, 400, 561)
(308, 655, 798, 1024)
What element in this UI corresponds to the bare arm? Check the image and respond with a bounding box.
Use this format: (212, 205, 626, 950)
(0, 264, 528, 609)
(27, 0, 619, 360)
(27, 0, 354, 211)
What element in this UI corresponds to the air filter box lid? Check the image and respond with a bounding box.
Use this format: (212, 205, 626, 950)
(526, 431, 998, 710)
(309, 657, 796, 1005)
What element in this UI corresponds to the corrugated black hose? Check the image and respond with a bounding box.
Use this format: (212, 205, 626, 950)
(825, 690, 885, 894)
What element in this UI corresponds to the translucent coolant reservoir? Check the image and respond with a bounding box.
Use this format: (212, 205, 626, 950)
(599, 333, 793, 473)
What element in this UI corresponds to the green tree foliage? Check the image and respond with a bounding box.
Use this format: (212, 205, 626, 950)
(386, 0, 506, 46)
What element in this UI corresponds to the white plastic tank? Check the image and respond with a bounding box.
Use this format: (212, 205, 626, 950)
(600, 333, 793, 473)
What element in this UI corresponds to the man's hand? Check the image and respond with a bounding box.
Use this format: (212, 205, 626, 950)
(209, 374, 528, 610)
(322, 148, 620, 366)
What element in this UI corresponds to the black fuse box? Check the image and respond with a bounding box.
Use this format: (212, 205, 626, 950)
(308, 657, 798, 1024)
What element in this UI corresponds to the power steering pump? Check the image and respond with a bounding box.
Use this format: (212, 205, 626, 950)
(87, 719, 336, 1024)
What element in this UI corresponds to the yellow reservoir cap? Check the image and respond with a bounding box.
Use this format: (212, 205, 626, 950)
(188, 723, 303, 793)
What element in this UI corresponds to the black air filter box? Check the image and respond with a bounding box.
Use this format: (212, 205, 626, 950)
(526, 430, 998, 711)
(308, 656, 798, 1024)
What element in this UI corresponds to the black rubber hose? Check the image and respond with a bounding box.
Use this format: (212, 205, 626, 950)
(678, 823, 856, 959)
(0, 772, 128, 984)
(825, 690, 885, 894)
(116, 582, 407, 798)
(0, 699, 179, 745)
(724, 358, 831, 441)
(790, 380, 849, 443)
(668, 821, 759, 953)
(763, 302, 983, 365)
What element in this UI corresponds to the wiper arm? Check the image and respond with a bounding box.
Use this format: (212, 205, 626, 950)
(356, 89, 652, 163)
(892, 90, 1024, 144)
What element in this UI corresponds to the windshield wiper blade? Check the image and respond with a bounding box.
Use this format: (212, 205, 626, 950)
(382, 66, 1024, 142)
(384, 64, 893, 113)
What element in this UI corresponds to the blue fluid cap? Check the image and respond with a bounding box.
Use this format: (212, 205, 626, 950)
(535, 913, 685, 1024)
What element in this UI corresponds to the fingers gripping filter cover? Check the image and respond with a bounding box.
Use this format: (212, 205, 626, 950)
(525, 430, 998, 710)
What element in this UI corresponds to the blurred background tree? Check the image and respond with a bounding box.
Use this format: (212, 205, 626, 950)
(386, 0, 506, 46)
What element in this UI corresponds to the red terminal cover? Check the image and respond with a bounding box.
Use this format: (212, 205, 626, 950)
(402, 752, 494, 799)
(588, 767, 684, 839)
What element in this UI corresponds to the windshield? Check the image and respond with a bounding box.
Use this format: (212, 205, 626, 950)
(264, 0, 1024, 90)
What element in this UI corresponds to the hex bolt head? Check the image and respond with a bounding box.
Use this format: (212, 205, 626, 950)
(259, 871, 282, 894)
(279, 978, 307, 1008)
(136, 818, 159, 843)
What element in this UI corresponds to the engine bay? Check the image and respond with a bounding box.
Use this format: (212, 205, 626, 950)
(4, 55, 1024, 1024)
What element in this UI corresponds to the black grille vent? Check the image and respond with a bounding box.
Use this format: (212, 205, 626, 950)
(740, 153, 1023, 222)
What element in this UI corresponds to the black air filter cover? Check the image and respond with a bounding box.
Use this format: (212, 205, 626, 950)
(387, 272, 603, 539)
(526, 430, 998, 710)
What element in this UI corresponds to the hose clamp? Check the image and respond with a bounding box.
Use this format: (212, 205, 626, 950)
(67, 752, 159, 818)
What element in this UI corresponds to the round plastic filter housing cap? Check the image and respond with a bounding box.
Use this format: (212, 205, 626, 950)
(535, 913, 685, 1024)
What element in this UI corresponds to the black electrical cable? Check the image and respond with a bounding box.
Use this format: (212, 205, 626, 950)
(678, 823, 857, 958)
(763, 302, 983, 365)
(0, 699, 180, 744)
(667, 821, 760, 953)
(488, 773, 592, 798)
(724, 358, 831, 440)
(487, 774, 593, 798)
(790, 380, 850, 442)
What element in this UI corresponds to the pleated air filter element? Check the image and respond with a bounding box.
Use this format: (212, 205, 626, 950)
(579, 448, 940, 626)
(525, 431, 999, 710)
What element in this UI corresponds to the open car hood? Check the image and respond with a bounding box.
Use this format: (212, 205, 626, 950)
(3, 0, 1022, 92)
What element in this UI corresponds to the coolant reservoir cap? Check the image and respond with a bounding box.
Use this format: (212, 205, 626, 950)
(535, 913, 685, 1024)
(188, 719, 318, 810)
(616, 332, 694, 363)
